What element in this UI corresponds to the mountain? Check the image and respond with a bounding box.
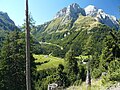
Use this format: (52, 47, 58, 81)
(32, 3, 118, 57)
(54, 3, 86, 24)
(34, 3, 119, 34)
(0, 11, 17, 31)
(84, 5, 119, 30)
(54, 3, 86, 19)
(54, 4, 119, 30)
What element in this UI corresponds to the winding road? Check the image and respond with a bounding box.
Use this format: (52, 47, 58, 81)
(39, 41, 63, 50)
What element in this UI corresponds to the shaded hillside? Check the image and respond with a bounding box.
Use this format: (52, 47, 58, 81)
(0, 11, 17, 31)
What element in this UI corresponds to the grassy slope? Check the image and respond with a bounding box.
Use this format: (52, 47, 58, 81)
(33, 54, 90, 71)
(33, 55, 118, 90)
(73, 16, 101, 31)
(45, 17, 63, 33)
(67, 79, 120, 90)
(67, 79, 106, 90)
(33, 54, 64, 70)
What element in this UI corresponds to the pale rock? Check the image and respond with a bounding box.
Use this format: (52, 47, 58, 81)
(54, 3, 86, 24)
(85, 5, 119, 30)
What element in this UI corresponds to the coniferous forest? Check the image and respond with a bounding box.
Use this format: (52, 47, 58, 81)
(0, 1, 120, 90)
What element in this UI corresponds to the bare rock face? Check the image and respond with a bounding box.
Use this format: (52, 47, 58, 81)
(85, 5, 98, 17)
(54, 3, 119, 30)
(85, 5, 119, 30)
(54, 7, 67, 19)
(65, 3, 86, 19)
(54, 3, 86, 24)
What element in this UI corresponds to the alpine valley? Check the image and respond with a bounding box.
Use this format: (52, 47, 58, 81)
(32, 3, 120, 57)
(0, 3, 120, 90)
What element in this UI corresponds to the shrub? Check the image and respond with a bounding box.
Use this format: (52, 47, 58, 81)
(73, 79, 82, 86)
(92, 68, 102, 79)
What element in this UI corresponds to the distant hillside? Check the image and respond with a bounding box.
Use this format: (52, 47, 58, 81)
(0, 11, 17, 31)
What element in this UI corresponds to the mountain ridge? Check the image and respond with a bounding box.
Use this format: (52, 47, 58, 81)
(85, 5, 119, 30)
(32, 3, 116, 57)
(54, 3, 119, 30)
(0, 11, 17, 31)
(54, 3, 86, 25)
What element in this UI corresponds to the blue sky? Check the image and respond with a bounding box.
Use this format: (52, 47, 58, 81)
(0, 0, 120, 26)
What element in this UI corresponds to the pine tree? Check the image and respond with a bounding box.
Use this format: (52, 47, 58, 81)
(0, 30, 26, 90)
(83, 35, 94, 87)
(56, 64, 68, 87)
(0, 29, 36, 90)
(65, 49, 79, 84)
(100, 31, 120, 71)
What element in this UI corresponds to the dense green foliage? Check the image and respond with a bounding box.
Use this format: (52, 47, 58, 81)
(65, 49, 79, 84)
(34, 49, 86, 90)
(0, 13, 120, 90)
(0, 30, 26, 90)
(30, 15, 120, 89)
(0, 30, 8, 48)
(100, 31, 120, 84)
(0, 30, 36, 90)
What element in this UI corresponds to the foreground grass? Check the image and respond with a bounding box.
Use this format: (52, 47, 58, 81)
(33, 54, 64, 70)
(67, 79, 106, 90)
(67, 80, 120, 90)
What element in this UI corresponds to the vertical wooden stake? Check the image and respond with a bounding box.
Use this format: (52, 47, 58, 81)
(26, 0, 31, 90)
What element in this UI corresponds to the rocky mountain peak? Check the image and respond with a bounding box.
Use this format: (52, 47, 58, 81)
(84, 5, 119, 30)
(66, 3, 86, 16)
(66, 3, 81, 14)
(84, 5, 98, 16)
(54, 3, 86, 19)
(54, 3, 86, 25)
(54, 3, 119, 30)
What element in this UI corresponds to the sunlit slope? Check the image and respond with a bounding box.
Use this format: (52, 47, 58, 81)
(33, 54, 64, 70)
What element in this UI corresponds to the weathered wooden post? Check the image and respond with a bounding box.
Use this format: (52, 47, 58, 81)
(26, 0, 31, 90)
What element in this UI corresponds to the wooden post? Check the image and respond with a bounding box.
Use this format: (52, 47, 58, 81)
(26, 0, 31, 90)
(86, 58, 91, 90)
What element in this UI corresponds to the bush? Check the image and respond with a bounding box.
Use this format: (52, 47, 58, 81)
(92, 68, 102, 79)
(101, 69, 120, 84)
(110, 69, 120, 81)
(73, 79, 82, 86)
(101, 74, 110, 84)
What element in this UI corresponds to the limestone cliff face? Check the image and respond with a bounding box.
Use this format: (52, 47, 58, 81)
(54, 3, 86, 24)
(54, 3, 119, 30)
(85, 5, 119, 30)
